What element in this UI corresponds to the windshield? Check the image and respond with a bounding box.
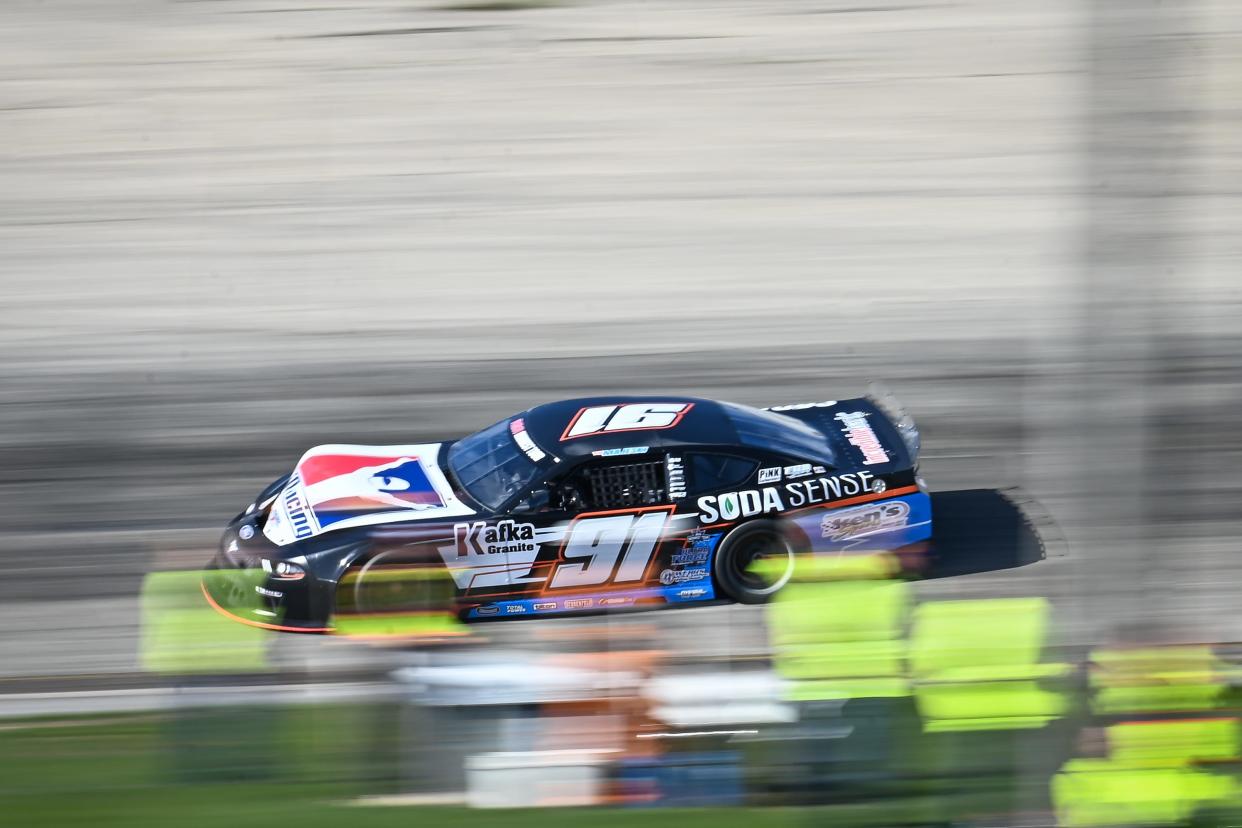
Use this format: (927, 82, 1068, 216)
(721, 402, 838, 465)
(447, 418, 542, 511)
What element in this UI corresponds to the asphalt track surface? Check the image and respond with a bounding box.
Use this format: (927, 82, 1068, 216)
(1, 0, 1240, 691)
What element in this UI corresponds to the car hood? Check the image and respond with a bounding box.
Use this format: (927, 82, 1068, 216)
(262, 442, 476, 546)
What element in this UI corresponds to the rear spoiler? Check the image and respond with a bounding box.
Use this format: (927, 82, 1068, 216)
(866, 381, 921, 460)
(762, 383, 921, 465)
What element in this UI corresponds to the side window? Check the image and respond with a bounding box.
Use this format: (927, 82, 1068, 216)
(689, 453, 758, 494)
(571, 459, 669, 511)
(513, 482, 554, 514)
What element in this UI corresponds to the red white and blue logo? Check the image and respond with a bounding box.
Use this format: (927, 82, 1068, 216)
(295, 453, 444, 529)
(264, 444, 474, 545)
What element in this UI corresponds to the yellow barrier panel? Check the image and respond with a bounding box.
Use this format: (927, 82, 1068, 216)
(1108, 718, 1240, 768)
(140, 570, 270, 675)
(909, 598, 1070, 732)
(755, 551, 901, 583)
(333, 565, 468, 641)
(1053, 758, 1238, 827)
(766, 556, 911, 702)
(1091, 645, 1232, 715)
(1054, 650, 1242, 825)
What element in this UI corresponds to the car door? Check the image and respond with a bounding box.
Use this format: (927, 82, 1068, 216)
(519, 453, 680, 600)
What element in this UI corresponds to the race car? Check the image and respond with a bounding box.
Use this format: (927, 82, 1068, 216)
(203, 390, 929, 631)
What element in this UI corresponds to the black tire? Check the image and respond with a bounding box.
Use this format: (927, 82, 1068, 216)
(713, 519, 796, 604)
(336, 547, 453, 616)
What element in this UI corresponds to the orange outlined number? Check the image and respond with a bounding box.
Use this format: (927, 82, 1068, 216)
(560, 403, 694, 441)
(548, 511, 670, 589)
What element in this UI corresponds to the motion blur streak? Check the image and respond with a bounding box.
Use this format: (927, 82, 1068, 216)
(1, 0, 1240, 826)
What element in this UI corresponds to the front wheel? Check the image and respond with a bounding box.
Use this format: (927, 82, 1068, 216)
(713, 519, 796, 604)
(336, 547, 454, 616)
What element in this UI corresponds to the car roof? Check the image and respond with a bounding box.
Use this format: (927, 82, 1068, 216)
(521, 395, 742, 461)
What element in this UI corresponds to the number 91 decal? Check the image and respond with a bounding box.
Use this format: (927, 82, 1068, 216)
(546, 509, 673, 590)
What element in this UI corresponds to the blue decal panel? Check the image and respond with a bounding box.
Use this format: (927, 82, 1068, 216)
(466, 527, 722, 619)
(790, 491, 932, 554)
(660, 528, 718, 602)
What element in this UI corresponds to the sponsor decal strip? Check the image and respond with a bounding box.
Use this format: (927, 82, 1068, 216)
(510, 418, 547, 463)
(453, 519, 537, 559)
(784, 463, 812, 479)
(697, 485, 919, 528)
(698, 471, 882, 524)
(666, 455, 687, 500)
(592, 447, 649, 457)
(820, 501, 911, 541)
(439, 519, 563, 591)
(835, 411, 889, 465)
(765, 400, 836, 412)
(658, 567, 709, 585)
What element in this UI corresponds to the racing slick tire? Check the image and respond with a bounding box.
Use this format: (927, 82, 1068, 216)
(712, 519, 797, 604)
(336, 547, 454, 617)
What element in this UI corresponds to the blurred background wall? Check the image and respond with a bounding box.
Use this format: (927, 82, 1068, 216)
(3, 2, 1242, 825)
(0, 0, 1238, 683)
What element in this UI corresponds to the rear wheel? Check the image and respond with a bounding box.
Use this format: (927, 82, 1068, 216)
(713, 519, 796, 604)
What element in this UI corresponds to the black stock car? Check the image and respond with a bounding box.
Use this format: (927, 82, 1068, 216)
(204, 392, 930, 631)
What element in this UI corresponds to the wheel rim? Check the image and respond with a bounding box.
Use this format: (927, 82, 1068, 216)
(348, 552, 438, 614)
(730, 530, 795, 596)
